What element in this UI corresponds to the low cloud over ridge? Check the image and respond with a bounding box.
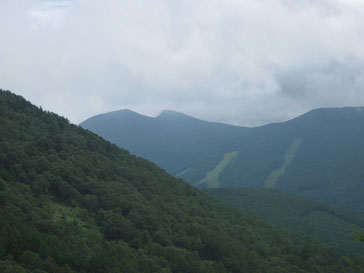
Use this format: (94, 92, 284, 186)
(1, 0, 364, 126)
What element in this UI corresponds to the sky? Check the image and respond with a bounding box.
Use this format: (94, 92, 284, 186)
(1, 0, 364, 126)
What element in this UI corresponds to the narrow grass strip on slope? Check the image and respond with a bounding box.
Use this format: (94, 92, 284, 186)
(195, 151, 238, 188)
(175, 167, 192, 178)
(263, 137, 302, 189)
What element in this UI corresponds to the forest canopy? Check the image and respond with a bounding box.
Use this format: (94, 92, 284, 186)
(0, 90, 357, 273)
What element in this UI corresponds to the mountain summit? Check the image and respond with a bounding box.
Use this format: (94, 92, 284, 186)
(157, 109, 194, 119)
(81, 108, 244, 172)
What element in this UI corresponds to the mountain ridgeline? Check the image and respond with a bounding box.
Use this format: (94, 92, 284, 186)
(81, 109, 246, 173)
(81, 107, 364, 212)
(1, 90, 357, 272)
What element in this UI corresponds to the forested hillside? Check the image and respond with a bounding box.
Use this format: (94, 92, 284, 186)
(206, 188, 364, 257)
(81, 107, 364, 212)
(0, 89, 357, 272)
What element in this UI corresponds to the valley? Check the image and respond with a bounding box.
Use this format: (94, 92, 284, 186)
(206, 188, 364, 257)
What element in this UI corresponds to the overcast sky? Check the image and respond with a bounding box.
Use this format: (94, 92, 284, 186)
(1, 0, 364, 126)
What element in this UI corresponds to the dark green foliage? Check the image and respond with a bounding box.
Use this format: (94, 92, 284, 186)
(0, 90, 356, 272)
(81, 107, 364, 212)
(344, 228, 364, 272)
(206, 188, 364, 257)
(355, 227, 364, 243)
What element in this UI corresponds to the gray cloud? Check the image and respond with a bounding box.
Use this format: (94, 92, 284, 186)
(1, 0, 364, 126)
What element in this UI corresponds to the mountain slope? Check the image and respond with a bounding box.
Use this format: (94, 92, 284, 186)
(206, 188, 364, 257)
(0, 89, 355, 272)
(81, 107, 364, 212)
(221, 107, 364, 211)
(81, 109, 246, 173)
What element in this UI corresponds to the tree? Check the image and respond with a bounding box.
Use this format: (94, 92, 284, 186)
(344, 227, 364, 272)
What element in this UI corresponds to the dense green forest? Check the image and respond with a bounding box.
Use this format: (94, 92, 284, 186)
(81, 106, 364, 212)
(0, 89, 358, 272)
(206, 188, 364, 257)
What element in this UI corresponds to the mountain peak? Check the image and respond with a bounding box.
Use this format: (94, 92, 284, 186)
(108, 108, 140, 116)
(156, 109, 195, 120)
(290, 106, 364, 124)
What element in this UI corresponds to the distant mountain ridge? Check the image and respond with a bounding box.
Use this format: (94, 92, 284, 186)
(81, 108, 246, 173)
(81, 106, 364, 212)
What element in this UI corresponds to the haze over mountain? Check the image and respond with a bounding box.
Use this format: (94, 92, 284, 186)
(1, 89, 357, 272)
(81, 109, 246, 172)
(81, 106, 364, 212)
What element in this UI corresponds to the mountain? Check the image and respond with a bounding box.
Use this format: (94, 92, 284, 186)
(0, 89, 356, 272)
(206, 188, 364, 257)
(80, 109, 246, 173)
(81, 107, 364, 212)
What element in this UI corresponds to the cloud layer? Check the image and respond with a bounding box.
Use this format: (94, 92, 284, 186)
(1, 0, 364, 126)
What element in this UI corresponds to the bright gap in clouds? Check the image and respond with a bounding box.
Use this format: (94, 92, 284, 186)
(1, 0, 364, 126)
(28, 0, 74, 29)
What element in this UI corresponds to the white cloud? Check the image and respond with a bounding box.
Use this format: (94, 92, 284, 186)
(1, 0, 364, 126)
(28, 1, 73, 29)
